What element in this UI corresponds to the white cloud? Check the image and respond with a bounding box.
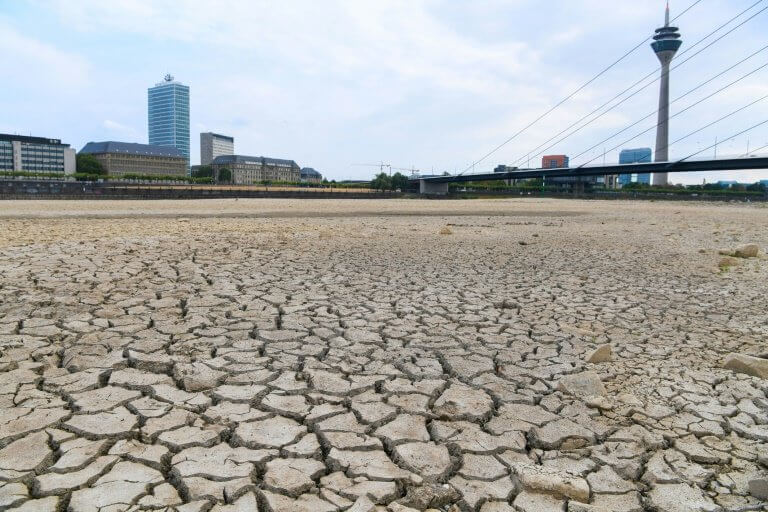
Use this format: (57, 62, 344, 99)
(102, 120, 142, 141)
(0, 19, 90, 91)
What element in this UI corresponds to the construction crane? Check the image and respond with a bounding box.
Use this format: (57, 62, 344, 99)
(351, 162, 392, 176)
(391, 166, 422, 178)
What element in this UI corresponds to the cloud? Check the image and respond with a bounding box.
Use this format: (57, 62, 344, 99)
(102, 120, 142, 141)
(0, 19, 90, 91)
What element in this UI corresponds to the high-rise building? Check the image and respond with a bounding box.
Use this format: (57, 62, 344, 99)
(618, 148, 652, 186)
(651, 2, 683, 186)
(0, 134, 75, 174)
(200, 132, 234, 166)
(148, 74, 190, 164)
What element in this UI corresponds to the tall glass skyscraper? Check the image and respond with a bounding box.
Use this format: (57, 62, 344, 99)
(148, 75, 190, 164)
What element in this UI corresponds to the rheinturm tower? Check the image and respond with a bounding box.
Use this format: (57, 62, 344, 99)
(651, 2, 682, 186)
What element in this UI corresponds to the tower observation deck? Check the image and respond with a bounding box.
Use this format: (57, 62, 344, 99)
(651, 2, 683, 186)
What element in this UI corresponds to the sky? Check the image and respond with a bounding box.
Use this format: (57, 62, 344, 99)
(1, 0, 768, 184)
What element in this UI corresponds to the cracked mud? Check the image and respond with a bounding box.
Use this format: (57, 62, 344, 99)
(0, 198, 767, 512)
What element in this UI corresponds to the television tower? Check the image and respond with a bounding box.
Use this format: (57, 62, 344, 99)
(651, 2, 682, 186)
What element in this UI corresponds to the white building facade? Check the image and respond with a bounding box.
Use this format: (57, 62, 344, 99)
(0, 134, 76, 174)
(200, 132, 234, 166)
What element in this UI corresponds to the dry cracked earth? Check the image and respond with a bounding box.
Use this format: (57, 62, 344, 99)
(0, 198, 767, 512)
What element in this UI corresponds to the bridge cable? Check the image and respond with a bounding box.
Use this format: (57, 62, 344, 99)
(677, 119, 768, 161)
(740, 142, 768, 156)
(510, 1, 768, 168)
(455, 0, 706, 175)
(575, 93, 768, 167)
(569, 54, 768, 162)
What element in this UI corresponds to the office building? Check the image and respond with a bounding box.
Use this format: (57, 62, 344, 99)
(200, 132, 234, 166)
(651, 3, 683, 186)
(0, 134, 75, 174)
(79, 142, 187, 177)
(148, 75, 190, 163)
(618, 148, 652, 186)
(541, 155, 569, 169)
(301, 168, 323, 183)
(211, 155, 301, 184)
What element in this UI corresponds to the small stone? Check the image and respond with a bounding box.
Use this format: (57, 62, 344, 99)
(586, 345, 612, 363)
(557, 371, 606, 398)
(719, 256, 740, 269)
(724, 353, 768, 379)
(735, 243, 760, 258)
(748, 477, 768, 500)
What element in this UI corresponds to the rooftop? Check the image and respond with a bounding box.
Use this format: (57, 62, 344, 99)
(301, 167, 322, 177)
(79, 141, 185, 158)
(0, 134, 68, 146)
(202, 132, 234, 142)
(212, 154, 300, 168)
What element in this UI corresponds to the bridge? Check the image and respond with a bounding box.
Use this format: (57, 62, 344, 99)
(415, 156, 768, 194)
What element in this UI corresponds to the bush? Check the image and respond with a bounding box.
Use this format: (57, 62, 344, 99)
(76, 154, 107, 175)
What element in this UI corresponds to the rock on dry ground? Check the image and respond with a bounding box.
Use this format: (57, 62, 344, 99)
(0, 197, 767, 511)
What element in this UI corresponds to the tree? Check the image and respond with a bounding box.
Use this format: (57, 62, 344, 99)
(192, 165, 213, 178)
(217, 168, 232, 183)
(371, 172, 391, 191)
(391, 172, 408, 191)
(76, 154, 106, 175)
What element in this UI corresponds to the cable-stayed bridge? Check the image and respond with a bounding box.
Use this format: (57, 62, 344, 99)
(411, 1, 768, 194)
(415, 155, 768, 194)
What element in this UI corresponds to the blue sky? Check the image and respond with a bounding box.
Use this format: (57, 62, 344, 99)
(1, 0, 767, 183)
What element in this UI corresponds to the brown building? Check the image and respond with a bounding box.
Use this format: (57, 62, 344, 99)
(212, 155, 301, 184)
(541, 155, 569, 169)
(79, 141, 187, 177)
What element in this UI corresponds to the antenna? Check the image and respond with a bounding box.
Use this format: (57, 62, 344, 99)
(164, 74, 174, 82)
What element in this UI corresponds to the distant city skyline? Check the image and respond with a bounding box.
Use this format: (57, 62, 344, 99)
(1, 1, 767, 183)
